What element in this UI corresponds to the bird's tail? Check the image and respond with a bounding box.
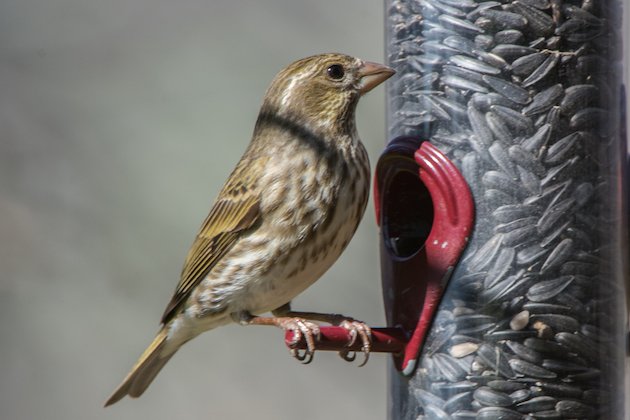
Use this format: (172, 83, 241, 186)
(105, 328, 175, 407)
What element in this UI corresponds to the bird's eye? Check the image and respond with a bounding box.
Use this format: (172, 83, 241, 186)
(326, 64, 345, 80)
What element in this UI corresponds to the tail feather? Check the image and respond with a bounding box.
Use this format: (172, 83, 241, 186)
(105, 328, 175, 407)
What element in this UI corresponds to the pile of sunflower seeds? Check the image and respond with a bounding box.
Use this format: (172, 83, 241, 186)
(385, 0, 624, 418)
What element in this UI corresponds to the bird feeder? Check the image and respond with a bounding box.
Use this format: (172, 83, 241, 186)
(380, 0, 628, 418)
(288, 1, 628, 419)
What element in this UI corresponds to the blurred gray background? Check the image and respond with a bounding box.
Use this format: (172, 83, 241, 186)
(0, 1, 389, 419)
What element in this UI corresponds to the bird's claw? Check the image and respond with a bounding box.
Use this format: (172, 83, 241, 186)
(339, 320, 372, 367)
(283, 318, 321, 364)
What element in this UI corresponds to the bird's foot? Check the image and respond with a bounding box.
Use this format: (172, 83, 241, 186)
(277, 317, 321, 364)
(238, 313, 321, 364)
(338, 319, 372, 367)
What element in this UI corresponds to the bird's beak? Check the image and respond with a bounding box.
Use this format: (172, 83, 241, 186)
(357, 61, 395, 95)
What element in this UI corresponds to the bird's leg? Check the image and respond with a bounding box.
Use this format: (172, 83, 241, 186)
(233, 310, 321, 364)
(272, 303, 372, 366)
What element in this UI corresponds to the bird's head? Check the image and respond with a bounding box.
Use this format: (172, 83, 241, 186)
(259, 53, 394, 136)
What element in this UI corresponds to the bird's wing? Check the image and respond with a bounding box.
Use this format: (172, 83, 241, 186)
(161, 157, 264, 323)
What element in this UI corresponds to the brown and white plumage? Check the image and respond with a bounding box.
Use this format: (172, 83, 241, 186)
(105, 53, 394, 406)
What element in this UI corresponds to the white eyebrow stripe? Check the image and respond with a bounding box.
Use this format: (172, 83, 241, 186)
(280, 66, 320, 108)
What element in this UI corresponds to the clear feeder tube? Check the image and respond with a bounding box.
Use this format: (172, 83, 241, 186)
(385, 0, 626, 419)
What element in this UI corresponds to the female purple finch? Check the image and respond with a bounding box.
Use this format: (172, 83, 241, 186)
(105, 53, 394, 406)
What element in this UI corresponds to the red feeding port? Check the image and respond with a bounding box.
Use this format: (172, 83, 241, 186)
(375, 139, 474, 374)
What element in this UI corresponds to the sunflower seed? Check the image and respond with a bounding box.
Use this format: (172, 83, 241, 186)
(506, 340, 542, 363)
(468, 104, 495, 145)
(468, 233, 504, 271)
(492, 204, 539, 223)
(517, 166, 541, 195)
(451, 410, 477, 419)
(510, 389, 531, 404)
(554, 332, 598, 362)
(432, 381, 479, 399)
(442, 74, 490, 92)
(473, 386, 513, 407)
(477, 344, 515, 378)
(512, 52, 546, 77)
(530, 314, 580, 333)
(449, 342, 480, 358)
(537, 382, 583, 398)
(541, 359, 589, 374)
(439, 14, 485, 35)
(536, 197, 575, 235)
(421, 41, 460, 57)
(491, 44, 537, 60)
(559, 84, 598, 116)
(522, 53, 559, 87)
(522, 303, 572, 316)
(486, 250, 517, 290)
(424, 403, 452, 419)
(494, 217, 537, 235)
(528, 409, 561, 419)
(455, 314, 497, 330)
(516, 243, 549, 265)
(482, 272, 530, 303)
(428, 0, 467, 17)
(501, 225, 537, 247)
(487, 380, 526, 393)
(539, 157, 579, 189)
(444, 392, 473, 414)
(479, 9, 528, 31)
(491, 105, 534, 133)
(439, 0, 477, 8)
(484, 329, 538, 342)
(483, 75, 531, 104)
(416, 388, 447, 409)
(508, 145, 545, 176)
(488, 142, 517, 176)
(509, 311, 530, 331)
(466, 1, 501, 21)
(539, 240, 574, 273)
(494, 29, 524, 45)
(555, 18, 599, 36)
(476, 407, 525, 420)
(516, 396, 557, 413)
(484, 188, 517, 206)
(436, 353, 470, 382)
(483, 171, 523, 196)
(450, 54, 502, 74)
(565, 369, 601, 382)
(526, 276, 574, 302)
(441, 35, 476, 56)
(544, 132, 581, 165)
(486, 112, 514, 143)
(522, 84, 564, 116)
(508, 358, 557, 379)
(521, 123, 551, 154)
(512, 1, 555, 37)
(555, 400, 595, 418)
(569, 107, 608, 131)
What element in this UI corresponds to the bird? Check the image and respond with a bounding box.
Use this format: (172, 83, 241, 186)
(105, 53, 394, 406)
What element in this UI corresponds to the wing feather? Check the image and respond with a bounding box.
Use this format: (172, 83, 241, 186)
(161, 159, 263, 323)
